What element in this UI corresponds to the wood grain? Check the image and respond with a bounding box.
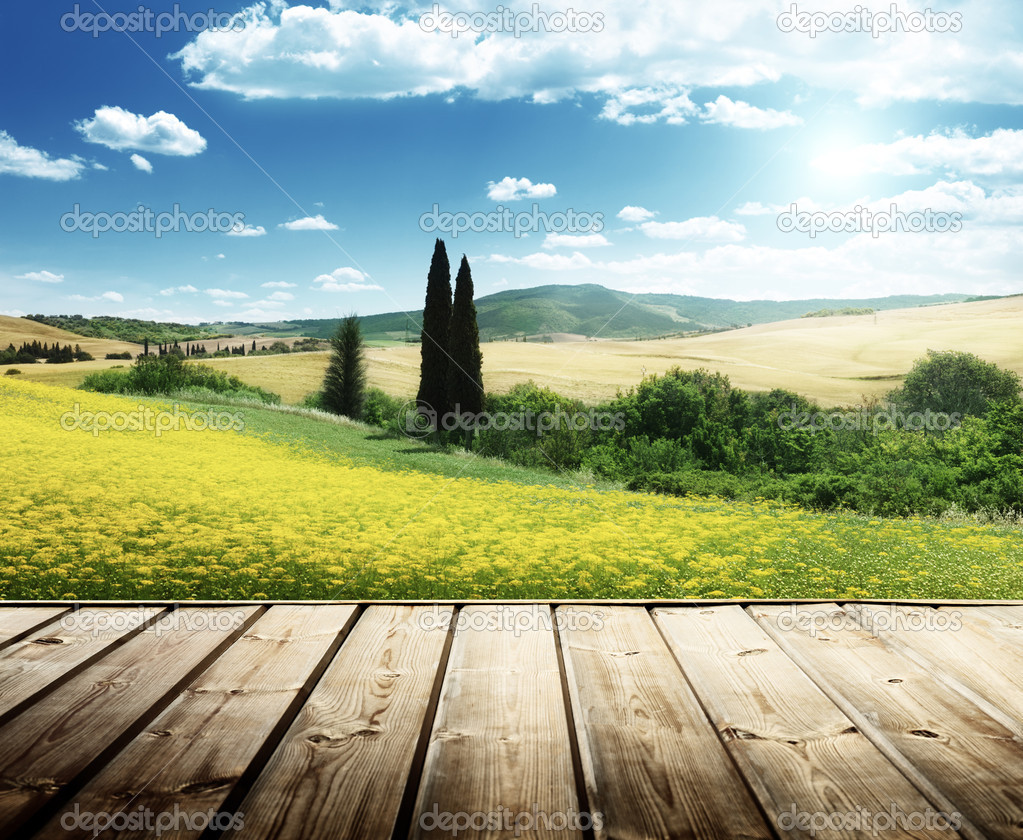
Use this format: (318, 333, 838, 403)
(236, 605, 452, 840)
(559, 605, 771, 840)
(410, 604, 582, 840)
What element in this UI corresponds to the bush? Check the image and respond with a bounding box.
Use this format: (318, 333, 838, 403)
(362, 388, 406, 431)
(4, 368, 21, 376)
(104, 352, 133, 360)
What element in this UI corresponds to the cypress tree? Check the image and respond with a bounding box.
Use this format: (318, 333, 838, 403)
(446, 255, 483, 422)
(416, 239, 452, 421)
(322, 313, 367, 420)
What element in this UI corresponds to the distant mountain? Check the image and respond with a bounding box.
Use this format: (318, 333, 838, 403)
(279, 284, 972, 341)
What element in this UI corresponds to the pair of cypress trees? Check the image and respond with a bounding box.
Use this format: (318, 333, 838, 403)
(417, 239, 483, 425)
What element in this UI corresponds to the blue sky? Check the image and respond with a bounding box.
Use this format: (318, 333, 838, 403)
(1, 0, 1021, 323)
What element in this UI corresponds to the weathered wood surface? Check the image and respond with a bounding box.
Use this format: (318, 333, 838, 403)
(0, 601, 1017, 840)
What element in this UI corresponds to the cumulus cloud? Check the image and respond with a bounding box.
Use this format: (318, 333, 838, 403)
(0, 131, 85, 181)
(205, 288, 249, 299)
(18, 270, 64, 283)
(812, 128, 1023, 180)
(639, 216, 746, 242)
(486, 176, 557, 201)
(617, 206, 657, 222)
(312, 266, 382, 291)
(130, 153, 153, 173)
(69, 291, 124, 302)
(226, 223, 267, 237)
(542, 232, 611, 248)
(261, 281, 297, 288)
(159, 285, 199, 296)
(169, 1, 1023, 111)
(699, 95, 802, 130)
(279, 215, 339, 231)
(267, 291, 294, 301)
(75, 106, 207, 156)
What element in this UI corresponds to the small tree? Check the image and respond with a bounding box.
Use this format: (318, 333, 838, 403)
(446, 255, 483, 434)
(322, 313, 367, 420)
(416, 239, 452, 422)
(889, 350, 1021, 419)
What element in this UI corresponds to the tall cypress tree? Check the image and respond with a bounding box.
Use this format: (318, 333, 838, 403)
(416, 239, 452, 420)
(446, 255, 483, 421)
(322, 313, 367, 420)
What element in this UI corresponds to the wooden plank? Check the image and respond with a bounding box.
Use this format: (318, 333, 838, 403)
(948, 604, 1023, 643)
(409, 604, 583, 840)
(753, 603, 1023, 840)
(654, 604, 945, 839)
(31, 604, 357, 840)
(0, 607, 69, 650)
(0, 607, 259, 834)
(234, 605, 453, 840)
(845, 604, 1023, 741)
(0, 607, 163, 720)
(558, 605, 770, 840)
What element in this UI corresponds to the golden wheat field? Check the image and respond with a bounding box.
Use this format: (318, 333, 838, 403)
(5, 295, 1023, 405)
(2, 375, 1023, 601)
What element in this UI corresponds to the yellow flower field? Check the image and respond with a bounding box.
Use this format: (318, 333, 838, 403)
(2, 377, 1021, 600)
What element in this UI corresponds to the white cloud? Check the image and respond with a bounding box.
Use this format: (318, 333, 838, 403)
(130, 153, 153, 173)
(226, 223, 267, 237)
(159, 285, 199, 296)
(69, 291, 124, 302)
(639, 216, 746, 242)
(600, 86, 698, 126)
(75, 107, 206, 156)
(0, 131, 85, 181)
(205, 288, 249, 299)
(542, 232, 611, 249)
(267, 291, 294, 301)
(170, 1, 1023, 112)
(0, 309, 27, 317)
(486, 177, 557, 201)
(18, 270, 64, 284)
(617, 206, 657, 223)
(699, 95, 802, 130)
(813, 128, 1023, 180)
(313, 266, 383, 291)
(261, 281, 297, 288)
(279, 214, 339, 231)
(216, 253, 226, 259)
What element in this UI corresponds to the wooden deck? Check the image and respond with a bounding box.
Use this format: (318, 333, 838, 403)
(0, 600, 1021, 839)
